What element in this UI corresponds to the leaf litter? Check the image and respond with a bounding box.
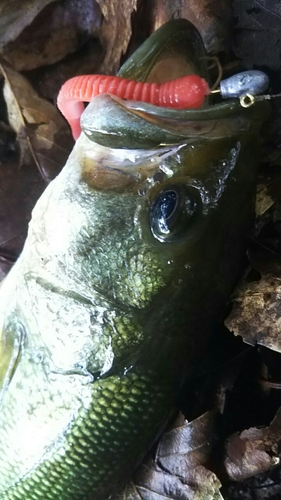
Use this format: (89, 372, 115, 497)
(1, 58, 73, 183)
(115, 412, 223, 500)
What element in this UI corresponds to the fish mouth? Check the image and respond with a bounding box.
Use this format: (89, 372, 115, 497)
(81, 135, 184, 171)
(79, 19, 209, 151)
(80, 131, 186, 189)
(116, 19, 209, 87)
(79, 90, 251, 156)
(80, 19, 265, 153)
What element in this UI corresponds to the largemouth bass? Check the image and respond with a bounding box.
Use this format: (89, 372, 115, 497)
(0, 19, 268, 500)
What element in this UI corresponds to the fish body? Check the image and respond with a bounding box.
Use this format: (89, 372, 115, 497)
(0, 19, 268, 500)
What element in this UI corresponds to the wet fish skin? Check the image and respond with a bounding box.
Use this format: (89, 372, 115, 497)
(0, 121, 266, 500)
(0, 19, 269, 500)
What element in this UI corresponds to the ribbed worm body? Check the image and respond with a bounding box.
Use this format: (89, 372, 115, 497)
(57, 74, 210, 139)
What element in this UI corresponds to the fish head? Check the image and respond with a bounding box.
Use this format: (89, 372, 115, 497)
(24, 91, 267, 378)
(9, 18, 270, 378)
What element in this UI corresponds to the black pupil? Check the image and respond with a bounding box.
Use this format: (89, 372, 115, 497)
(157, 191, 177, 234)
(160, 191, 177, 219)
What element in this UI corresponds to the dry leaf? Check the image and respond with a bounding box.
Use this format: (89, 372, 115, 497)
(256, 184, 277, 218)
(225, 169, 281, 353)
(255, 167, 281, 217)
(97, 0, 137, 74)
(256, 185, 276, 217)
(1, 0, 102, 71)
(225, 406, 281, 481)
(116, 412, 223, 500)
(225, 275, 281, 353)
(0, 0, 56, 49)
(1, 59, 73, 183)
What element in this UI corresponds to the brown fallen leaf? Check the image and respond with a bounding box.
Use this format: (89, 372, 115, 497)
(0, 0, 56, 49)
(225, 406, 281, 481)
(254, 164, 281, 217)
(97, 0, 137, 74)
(115, 411, 223, 500)
(255, 192, 274, 222)
(225, 274, 281, 353)
(1, 0, 102, 71)
(1, 58, 73, 183)
(224, 466, 281, 500)
(225, 171, 281, 352)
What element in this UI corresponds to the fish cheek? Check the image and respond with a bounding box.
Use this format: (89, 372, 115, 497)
(140, 135, 257, 338)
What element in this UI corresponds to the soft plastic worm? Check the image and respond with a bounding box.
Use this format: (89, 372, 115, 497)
(57, 74, 210, 140)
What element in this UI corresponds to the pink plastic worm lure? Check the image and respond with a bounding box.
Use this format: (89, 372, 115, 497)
(57, 74, 211, 140)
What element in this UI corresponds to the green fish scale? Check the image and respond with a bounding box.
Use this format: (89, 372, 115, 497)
(2, 368, 172, 500)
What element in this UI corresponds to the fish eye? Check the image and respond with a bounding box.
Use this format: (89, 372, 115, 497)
(149, 185, 201, 242)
